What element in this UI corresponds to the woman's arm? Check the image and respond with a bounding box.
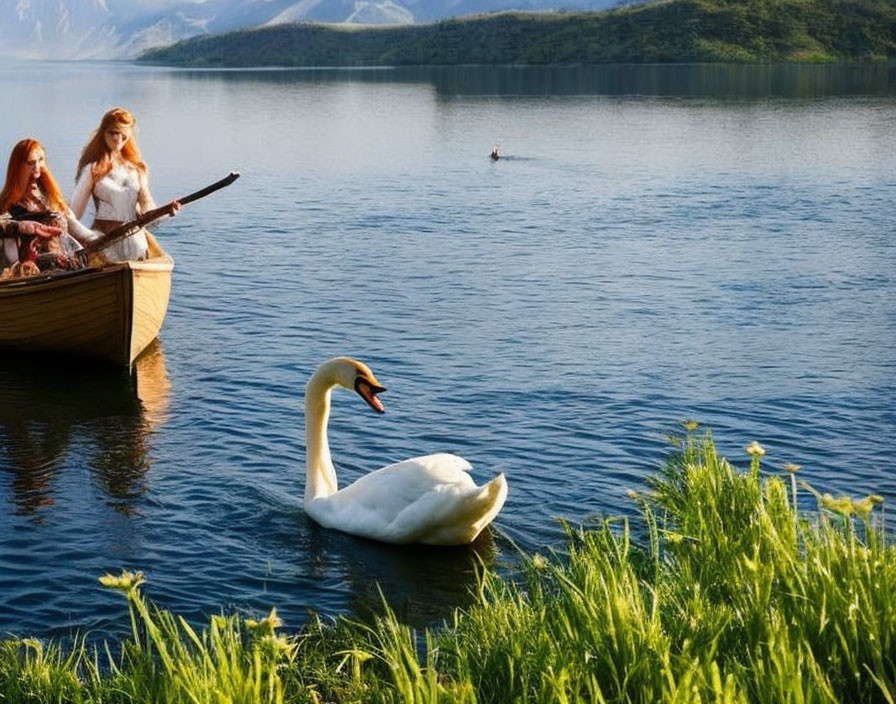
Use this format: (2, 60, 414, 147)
(136, 172, 157, 214)
(70, 167, 95, 219)
(64, 207, 102, 245)
(0, 217, 62, 239)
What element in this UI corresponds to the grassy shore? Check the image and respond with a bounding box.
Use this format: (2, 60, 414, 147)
(2, 429, 894, 703)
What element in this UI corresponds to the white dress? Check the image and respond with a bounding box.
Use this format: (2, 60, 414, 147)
(71, 161, 156, 262)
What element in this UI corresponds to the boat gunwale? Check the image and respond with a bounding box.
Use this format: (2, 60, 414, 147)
(0, 253, 173, 293)
(0, 265, 125, 291)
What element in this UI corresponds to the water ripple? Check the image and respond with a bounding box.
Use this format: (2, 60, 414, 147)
(1, 66, 895, 641)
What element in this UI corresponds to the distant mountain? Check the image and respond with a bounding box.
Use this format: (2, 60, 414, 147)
(0, 0, 624, 60)
(139, 0, 896, 67)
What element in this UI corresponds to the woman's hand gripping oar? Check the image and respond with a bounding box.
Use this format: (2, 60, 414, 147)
(81, 171, 241, 258)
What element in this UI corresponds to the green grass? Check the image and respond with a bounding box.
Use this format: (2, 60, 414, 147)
(2, 429, 894, 703)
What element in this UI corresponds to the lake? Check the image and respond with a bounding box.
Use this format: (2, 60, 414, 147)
(0, 62, 894, 640)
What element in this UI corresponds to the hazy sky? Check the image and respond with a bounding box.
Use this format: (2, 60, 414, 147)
(132, 0, 208, 7)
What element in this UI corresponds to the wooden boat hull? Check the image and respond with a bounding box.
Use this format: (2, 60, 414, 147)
(0, 235, 173, 367)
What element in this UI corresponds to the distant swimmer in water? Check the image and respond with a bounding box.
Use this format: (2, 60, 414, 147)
(490, 144, 500, 161)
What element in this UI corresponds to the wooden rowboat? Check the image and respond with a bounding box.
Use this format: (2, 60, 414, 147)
(0, 233, 173, 367)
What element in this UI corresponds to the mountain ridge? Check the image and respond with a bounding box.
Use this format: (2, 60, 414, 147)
(137, 0, 896, 67)
(0, 0, 623, 59)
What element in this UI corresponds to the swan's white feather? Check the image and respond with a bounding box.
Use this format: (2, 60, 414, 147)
(303, 359, 508, 545)
(306, 453, 506, 544)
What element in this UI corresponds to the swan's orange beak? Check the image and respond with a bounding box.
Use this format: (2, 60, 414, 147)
(355, 377, 386, 414)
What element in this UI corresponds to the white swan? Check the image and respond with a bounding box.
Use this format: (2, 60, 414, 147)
(303, 357, 508, 546)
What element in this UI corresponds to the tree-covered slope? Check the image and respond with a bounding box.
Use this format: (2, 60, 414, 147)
(138, 0, 896, 66)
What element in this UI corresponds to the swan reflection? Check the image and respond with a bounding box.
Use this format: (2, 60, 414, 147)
(302, 516, 502, 628)
(0, 341, 171, 517)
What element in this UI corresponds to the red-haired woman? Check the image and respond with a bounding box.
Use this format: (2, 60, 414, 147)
(0, 138, 100, 270)
(71, 108, 178, 262)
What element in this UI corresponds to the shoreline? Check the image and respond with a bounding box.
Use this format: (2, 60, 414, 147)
(3, 429, 893, 703)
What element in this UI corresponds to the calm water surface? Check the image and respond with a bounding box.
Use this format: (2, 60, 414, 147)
(0, 62, 894, 639)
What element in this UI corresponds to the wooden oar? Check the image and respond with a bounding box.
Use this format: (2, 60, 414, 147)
(81, 171, 240, 256)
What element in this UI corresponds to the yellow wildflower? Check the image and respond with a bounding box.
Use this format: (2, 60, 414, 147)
(261, 633, 295, 658)
(854, 495, 883, 519)
(745, 441, 766, 457)
(664, 531, 685, 545)
(531, 553, 549, 570)
(820, 493, 854, 518)
(99, 570, 145, 592)
(246, 607, 282, 635)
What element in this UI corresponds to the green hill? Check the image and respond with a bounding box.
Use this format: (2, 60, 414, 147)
(138, 0, 896, 66)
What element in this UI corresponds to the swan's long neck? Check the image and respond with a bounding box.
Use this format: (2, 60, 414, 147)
(304, 372, 339, 503)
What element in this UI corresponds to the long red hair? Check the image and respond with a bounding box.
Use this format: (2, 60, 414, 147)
(0, 138, 68, 213)
(76, 107, 148, 182)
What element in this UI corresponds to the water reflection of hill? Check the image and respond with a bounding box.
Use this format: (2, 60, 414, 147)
(183, 64, 896, 98)
(0, 342, 171, 517)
